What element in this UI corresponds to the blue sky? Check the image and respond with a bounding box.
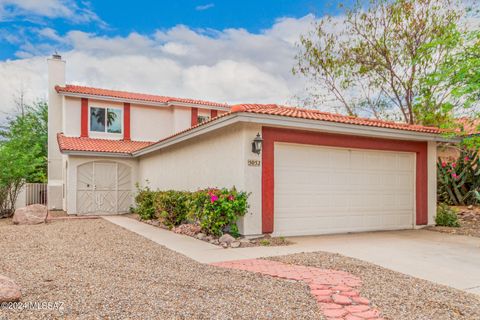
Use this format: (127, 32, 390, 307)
(0, 0, 353, 60)
(0, 0, 357, 117)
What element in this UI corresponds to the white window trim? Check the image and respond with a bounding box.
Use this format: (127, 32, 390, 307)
(89, 105, 124, 138)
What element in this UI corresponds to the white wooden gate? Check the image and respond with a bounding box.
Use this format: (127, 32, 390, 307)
(77, 161, 132, 214)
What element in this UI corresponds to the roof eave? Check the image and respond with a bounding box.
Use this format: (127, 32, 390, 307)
(60, 150, 134, 158)
(57, 91, 231, 111)
(239, 113, 459, 143)
(133, 112, 456, 157)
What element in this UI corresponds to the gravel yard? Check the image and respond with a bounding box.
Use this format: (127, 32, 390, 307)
(0, 218, 320, 320)
(269, 252, 480, 320)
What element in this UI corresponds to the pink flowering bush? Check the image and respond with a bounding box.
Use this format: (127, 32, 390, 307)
(438, 147, 480, 205)
(134, 185, 249, 236)
(190, 188, 249, 237)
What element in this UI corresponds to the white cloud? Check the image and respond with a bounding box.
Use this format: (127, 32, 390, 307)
(195, 3, 215, 11)
(0, 15, 318, 118)
(0, 0, 105, 25)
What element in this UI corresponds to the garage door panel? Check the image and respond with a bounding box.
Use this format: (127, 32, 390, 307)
(274, 143, 415, 236)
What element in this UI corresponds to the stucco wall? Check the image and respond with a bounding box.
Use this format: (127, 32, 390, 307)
(427, 141, 438, 225)
(138, 122, 263, 235)
(63, 97, 81, 136)
(173, 106, 192, 133)
(65, 155, 139, 214)
(47, 57, 65, 210)
(130, 104, 173, 141)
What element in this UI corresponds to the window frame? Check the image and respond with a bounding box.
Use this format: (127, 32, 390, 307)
(197, 115, 210, 124)
(89, 105, 124, 136)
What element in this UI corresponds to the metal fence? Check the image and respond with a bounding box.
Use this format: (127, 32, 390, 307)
(24, 183, 47, 206)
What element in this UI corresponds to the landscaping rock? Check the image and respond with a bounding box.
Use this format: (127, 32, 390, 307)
(0, 275, 21, 302)
(196, 233, 206, 240)
(221, 243, 228, 248)
(12, 204, 47, 225)
(172, 224, 201, 236)
(230, 241, 241, 248)
(219, 234, 235, 244)
(239, 238, 251, 244)
(205, 235, 213, 242)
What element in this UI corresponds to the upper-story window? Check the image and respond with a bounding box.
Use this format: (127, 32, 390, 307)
(198, 115, 210, 124)
(90, 107, 122, 134)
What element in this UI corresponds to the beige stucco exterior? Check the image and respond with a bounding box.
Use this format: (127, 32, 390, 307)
(427, 141, 437, 225)
(138, 122, 263, 235)
(47, 56, 65, 210)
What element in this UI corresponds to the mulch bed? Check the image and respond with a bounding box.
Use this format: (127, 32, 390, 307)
(426, 206, 480, 237)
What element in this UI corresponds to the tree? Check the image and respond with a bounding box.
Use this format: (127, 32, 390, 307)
(0, 101, 48, 217)
(419, 30, 480, 129)
(294, 0, 472, 125)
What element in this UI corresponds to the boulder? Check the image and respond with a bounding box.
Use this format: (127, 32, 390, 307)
(0, 275, 21, 302)
(12, 204, 47, 225)
(196, 233, 206, 240)
(219, 234, 235, 244)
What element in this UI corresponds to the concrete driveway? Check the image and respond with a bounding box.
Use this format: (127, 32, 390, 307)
(104, 217, 480, 295)
(287, 230, 480, 295)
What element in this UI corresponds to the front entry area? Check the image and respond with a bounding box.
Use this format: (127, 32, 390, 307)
(77, 161, 132, 214)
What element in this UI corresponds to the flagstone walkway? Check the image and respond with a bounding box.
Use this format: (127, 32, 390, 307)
(212, 259, 384, 320)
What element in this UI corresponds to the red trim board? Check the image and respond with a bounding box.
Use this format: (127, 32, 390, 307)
(124, 102, 131, 140)
(191, 107, 198, 126)
(80, 98, 88, 137)
(211, 109, 218, 119)
(261, 127, 428, 234)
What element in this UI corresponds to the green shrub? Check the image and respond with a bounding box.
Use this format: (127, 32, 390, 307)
(192, 188, 249, 237)
(435, 203, 460, 227)
(154, 190, 190, 228)
(134, 184, 156, 220)
(133, 186, 249, 236)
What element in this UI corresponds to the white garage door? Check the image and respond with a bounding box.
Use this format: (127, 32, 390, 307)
(274, 143, 415, 236)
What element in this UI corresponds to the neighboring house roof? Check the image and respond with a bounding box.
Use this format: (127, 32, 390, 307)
(55, 85, 230, 109)
(57, 133, 154, 155)
(230, 104, 443, 134)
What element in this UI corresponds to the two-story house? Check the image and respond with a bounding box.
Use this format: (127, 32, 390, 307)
(47, 54, 229, 216)
(48, 54, 449, 237)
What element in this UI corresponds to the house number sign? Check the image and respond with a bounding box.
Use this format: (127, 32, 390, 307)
(248, 160, 261, 167)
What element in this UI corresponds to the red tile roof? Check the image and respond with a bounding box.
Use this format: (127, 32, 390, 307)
(134, 104, 444, 155)
(57, 133, 154, 154)
(56, 85, 229, 108)
(230, 104, 443, 134)
(57, 103, 445, 156)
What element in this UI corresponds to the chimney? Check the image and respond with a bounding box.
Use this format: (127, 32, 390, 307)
(47, 53, 66, 210)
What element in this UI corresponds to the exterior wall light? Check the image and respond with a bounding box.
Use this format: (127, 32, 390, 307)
(252, 133, 263, 154)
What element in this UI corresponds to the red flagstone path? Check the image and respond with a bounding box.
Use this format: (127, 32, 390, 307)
(212, 259, 384, 320)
